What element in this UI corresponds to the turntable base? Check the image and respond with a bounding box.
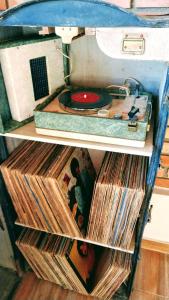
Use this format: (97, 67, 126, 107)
(43, 94, 146, 121)
(34, 89, 152, 147)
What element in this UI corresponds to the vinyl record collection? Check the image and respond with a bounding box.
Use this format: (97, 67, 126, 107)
(87, 152, 148, 249)
(0, 141, 148, 249)
(0, 140, 148, 298)
(16, 228, 131, 299)
(0, 141, 96, 237)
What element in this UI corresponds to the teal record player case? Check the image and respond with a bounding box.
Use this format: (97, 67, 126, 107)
(0, 1, 168, 299)
(34, 89, 152, 147)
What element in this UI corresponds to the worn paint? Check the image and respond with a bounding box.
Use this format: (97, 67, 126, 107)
(0, 0, 161, 27)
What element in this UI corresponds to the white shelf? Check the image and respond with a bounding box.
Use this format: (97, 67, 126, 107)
(15, 219, 135, 254)
(1, 121, 153, 156)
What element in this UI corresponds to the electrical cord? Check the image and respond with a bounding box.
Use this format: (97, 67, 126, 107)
(56, 47, 73, 80)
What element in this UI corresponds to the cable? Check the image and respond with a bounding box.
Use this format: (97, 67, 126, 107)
(124, 77, 145, 92)
(56, 47, 73, 80)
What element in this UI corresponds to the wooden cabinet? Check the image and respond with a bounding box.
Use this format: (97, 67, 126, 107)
(0, 1, 8, 10)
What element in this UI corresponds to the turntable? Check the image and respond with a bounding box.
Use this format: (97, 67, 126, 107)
(58, 87, 113, 114)
(34, 85, 152, 148)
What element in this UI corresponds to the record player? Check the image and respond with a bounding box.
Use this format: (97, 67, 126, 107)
(34, 83, 152, 148)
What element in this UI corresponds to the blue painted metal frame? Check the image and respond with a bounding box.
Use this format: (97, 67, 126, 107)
(127, 67, 169, 296)
(0, 0, 169, 297)
(147, 70, 169, 187)
(1, 0, 169, 28)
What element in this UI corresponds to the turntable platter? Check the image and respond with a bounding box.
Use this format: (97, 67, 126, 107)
(58, 87, 112, 110)
(71, 91, 100, 104)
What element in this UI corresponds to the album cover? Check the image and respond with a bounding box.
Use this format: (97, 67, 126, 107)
(57, 148, 95, 234)
(87, 152, 148, 249)
(16, 228, 131, 299)
(66, 240, 96, 292)
(0, 141, 96, 237)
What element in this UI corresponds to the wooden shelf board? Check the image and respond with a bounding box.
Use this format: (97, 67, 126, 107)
(1, 121, 153, 156)
(15, 219, 135, 254)
(142, 239, 169, 254)
(153, 186, 169, 195)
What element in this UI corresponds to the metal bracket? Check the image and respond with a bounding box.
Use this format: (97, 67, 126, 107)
(147, 204, 153, 223)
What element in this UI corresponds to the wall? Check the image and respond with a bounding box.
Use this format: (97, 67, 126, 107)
(0, 206, 16, 270)
(143, 189, 169, 243)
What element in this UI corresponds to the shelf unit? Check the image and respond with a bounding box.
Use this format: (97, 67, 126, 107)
(0, 1, 169, 299)
(15, 219, 135, 254)
(2, 121, 153, 157)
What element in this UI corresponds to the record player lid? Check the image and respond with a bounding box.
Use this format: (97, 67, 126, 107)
(58, 87, 112, 110)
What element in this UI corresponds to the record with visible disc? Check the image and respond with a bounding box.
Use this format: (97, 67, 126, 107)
(58, 87, 112, 111)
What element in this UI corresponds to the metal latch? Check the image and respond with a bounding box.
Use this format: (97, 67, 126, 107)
(147, 205, 153, 223)
(128, 121, 138, 132)
(122, 34, 145, 55)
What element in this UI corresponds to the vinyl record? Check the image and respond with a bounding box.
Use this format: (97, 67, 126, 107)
(58, 88, 112, 110)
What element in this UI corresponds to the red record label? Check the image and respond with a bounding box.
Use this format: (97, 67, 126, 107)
(71, 92, 100, 104)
